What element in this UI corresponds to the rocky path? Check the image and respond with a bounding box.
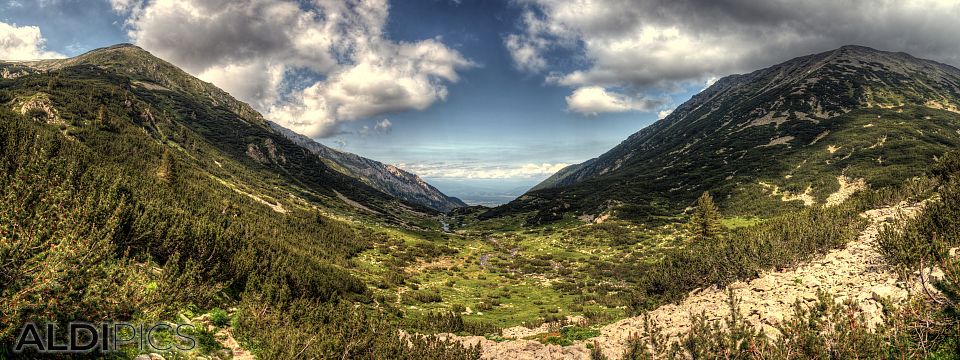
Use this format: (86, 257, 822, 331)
(190, 309, 255, 360)
(215, 327, 255, 360)
(443, 201, 931, 360)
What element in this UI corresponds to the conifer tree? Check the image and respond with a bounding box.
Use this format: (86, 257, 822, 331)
(691, 191, 723, 242)
(157, 148, 175, 181)
(96, 104, 107, 125)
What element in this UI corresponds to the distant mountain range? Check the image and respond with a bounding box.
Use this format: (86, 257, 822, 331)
(269, 122, 467, 212)
(426, 178, 538, 207)
(492, 45, 960, 223)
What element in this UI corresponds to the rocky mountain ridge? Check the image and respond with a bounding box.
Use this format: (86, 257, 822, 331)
(270, 121, 467, 212)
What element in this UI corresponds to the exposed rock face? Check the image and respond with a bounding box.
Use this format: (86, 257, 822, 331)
(16, 93, 62, 125)
(1, 66, 29, 79)
(270, 121, 467, 212)
(245, 139, 288, 165)
(262, 138, 286, 164)
(246, 143, 267, 164)
(450, 201, 937, 359)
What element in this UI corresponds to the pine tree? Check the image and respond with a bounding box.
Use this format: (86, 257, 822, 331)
(96, 104, 107, 126)
(157, 148, 175, 181)
(691, 191, 723, 242)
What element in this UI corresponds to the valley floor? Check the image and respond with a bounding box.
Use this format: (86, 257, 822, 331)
(441, 201, 938, 359)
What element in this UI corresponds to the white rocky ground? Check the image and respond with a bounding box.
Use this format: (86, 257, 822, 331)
(442, 201, 944, 360)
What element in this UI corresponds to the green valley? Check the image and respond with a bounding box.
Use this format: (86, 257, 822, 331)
(3, 43, 960, 360)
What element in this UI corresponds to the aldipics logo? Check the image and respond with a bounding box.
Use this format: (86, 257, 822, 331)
(13, 322, 197, 354)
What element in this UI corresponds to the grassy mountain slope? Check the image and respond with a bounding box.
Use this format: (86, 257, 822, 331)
(270, 121, 467, 212)
(502, 45, 960, 223)
(3, 44, 447, 223)
(0, 44, 478, 358)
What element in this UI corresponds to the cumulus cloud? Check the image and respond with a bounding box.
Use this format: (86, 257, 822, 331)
(358, 118, 392, 136)
(566, 86, 660, 115)
(504, 33, 546, 72)
(398, 162, 570, 179)
(508, 0, 960, 112)
(108, 0, 139, 13)
(657, 108, 673, 120)
(122, 0, 473, 137)
(0, 21, 63, 60)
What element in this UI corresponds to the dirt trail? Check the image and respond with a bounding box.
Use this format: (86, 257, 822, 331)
(825, 176, 866, 207)
(443, 201, 929, 360)
(192, 310, 255, 360)
(215, 327, 255, 360)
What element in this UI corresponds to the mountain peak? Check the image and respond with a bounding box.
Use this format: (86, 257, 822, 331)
(88, 42, 143, 51)
(78, 43, 154, 59)
(517, 47, 960, 223)
(32, 43, 271, 128)
(836, 44, 878, 52)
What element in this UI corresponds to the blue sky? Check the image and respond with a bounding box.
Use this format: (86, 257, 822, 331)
(342, 1, 684, 183)
(4, 0, 960, 204)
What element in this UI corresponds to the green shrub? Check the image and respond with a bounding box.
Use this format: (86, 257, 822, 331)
(210, 308, 229, 327)
(406, 311, 500, 336)
(403, 290, 442, 304)
(878, 177, 960, 271)
(541, 326, 601, 346)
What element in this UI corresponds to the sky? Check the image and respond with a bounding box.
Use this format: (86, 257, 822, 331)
(3, 0, 960, 204)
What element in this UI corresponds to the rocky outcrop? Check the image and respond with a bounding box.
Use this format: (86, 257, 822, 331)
(1, 66, 30, 79)
(246, 143, 268, 164)
(245, 139, 288, 165)
(16, 93, 62, 125)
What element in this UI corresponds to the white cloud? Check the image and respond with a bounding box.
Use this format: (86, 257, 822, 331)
(374, 118, 392, 132)
(108, 0, 141, 13)
(504, 34, 546, 72)
(358, 118, 392, 136)
(398, 162, 571, 179)
(565, 86, 657, 115)
(197, 61, 285, 110)
(0, 21, 63, 60)
(269, 38, 472, 136)
(702, 76, 719, 90)
(123, 0, 473, 138)
(657, 108, 673, 120)
(509, 0, 960, 110)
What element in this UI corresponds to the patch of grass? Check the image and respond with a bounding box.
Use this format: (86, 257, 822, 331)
(720, 216, 762, 229)
(529, 326, 601, 346)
